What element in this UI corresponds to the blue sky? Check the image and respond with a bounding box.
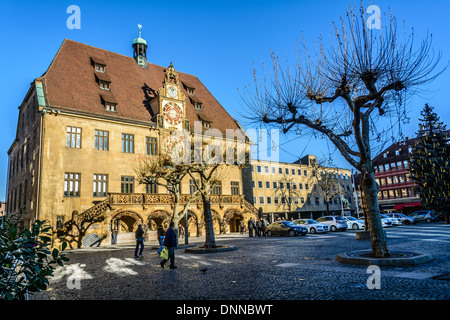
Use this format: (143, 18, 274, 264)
(0, 0, 449, 200)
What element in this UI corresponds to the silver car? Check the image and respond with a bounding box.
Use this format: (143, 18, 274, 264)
(385, 213, 417, 225)
(316, 216, 348, 232)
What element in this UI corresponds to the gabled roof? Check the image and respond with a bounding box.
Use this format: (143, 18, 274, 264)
(37, 39, 242, 135)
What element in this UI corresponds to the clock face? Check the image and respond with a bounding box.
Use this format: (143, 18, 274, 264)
(162, 102, 182, 128)
(167, 85, 177, 98)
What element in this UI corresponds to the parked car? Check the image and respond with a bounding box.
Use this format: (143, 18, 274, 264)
(380, 214, 401, 226)
(384, 213, 417, 225)
(409, 210, 439, 223)
(265, 221, 308, 237)
(343, 216, 365, 230)
(316, 216, 348, 232)
(292, 219, 329, 234)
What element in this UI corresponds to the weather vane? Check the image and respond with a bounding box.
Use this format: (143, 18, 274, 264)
(138, 24, 142, 37)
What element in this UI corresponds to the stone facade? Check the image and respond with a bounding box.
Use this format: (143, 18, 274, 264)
(5, 34, 258, 248)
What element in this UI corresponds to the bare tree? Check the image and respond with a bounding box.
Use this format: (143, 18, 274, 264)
(308, 157, 342, 215)
(241, 4, 445, 257)
(135, 153, 201, 243)
(273, 174, 302, 213)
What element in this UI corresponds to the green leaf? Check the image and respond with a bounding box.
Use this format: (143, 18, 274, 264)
(61, 242, 67, 251)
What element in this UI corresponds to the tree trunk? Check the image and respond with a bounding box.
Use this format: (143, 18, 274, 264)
(361, 170, 390, 258)
(202, 192, 216, 248)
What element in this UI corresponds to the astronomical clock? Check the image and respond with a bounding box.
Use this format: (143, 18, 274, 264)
(151, 63, 188, 153)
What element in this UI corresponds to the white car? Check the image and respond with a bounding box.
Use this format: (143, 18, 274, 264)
(380, 214, 401, 226)
(292, 219, 329, 234)
(344, 216, 365, 230)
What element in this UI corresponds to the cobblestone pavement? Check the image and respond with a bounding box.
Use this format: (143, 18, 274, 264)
(31, 223, 450, 301)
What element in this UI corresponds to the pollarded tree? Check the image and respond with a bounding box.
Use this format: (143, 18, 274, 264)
(241, 4, 444, 257)
(410, 104, 450, 222)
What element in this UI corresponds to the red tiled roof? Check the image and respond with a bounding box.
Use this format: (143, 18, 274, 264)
(37, 39, 242, 135)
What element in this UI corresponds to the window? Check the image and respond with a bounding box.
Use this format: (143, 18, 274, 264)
(294, 197, 299, 204)
(189, 179, 198, 194)
(99, 81, 110, 90)
(64, 173, 81, 197)
(271, 167, 276, 174)
(299, 183, 303, 190)
(56, 216, 64, 230)
(258, 181, 263, 188)
(278, 168, 282, 174)
(203, 121, 211, 129)
(93, 174, 108, 197)
(267, 197, 272, 204)
(285, 168, 289, 175)
(105, 103, 117, 112)
(392, 176, 398, 184)
(397, 161, 403, 169)
(264, 166, 269, 173)
(305, 183, 309, 190)
(195, 103, 202, 111)
(259, 196, 264, 204)
(379, 165, 384, 172)
(274, 196, 279, 204)
(265, 181, 270, 189)
(121, 176, 134, 193)
(257, 166, 262, 173)
(273, 181, 278, 189)
(146, 137, 158, 155)
(384, 163, 390, 171)
(146, 178, 158, 194)
(95, 64, 105, 73)
(386, 176, 392, 184)
(300, 197, 305, 204)
(66, 126, 82, 148)
(291, 169, 295, 175)
(187, 87, 195, 95)
(279, 182, 284, 189)
(210, 181, 222, 195)
(122, 133, 134, 153)
(231, 181, 239, 195)
(297, 169, 301, 176)
(303, 170, 308, 176)
(95, 130, 109, 151)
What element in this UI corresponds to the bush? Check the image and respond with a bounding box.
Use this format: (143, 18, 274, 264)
(0, 215, 69, 300)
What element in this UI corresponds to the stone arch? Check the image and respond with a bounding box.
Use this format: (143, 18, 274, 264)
(211, 209, 224, 234)
(223, 208, 246, 233)
(111, 210, 145, 243)
(179, 209, 203, 237)
(147, 209, 172, 231)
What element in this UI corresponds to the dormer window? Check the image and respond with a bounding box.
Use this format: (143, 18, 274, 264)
(99, 81, 110, 91)
(203, 121, 211, 129)
(187, 87, 195, 95)
(105, 103, 117, 112)
(195, 103, 202, 111)
(95, 64, 106, 73)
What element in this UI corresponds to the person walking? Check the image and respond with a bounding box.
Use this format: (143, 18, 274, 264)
(160, 221, 177, 269)
(134, 225, 145, 258)
(157, 225, 165, 255)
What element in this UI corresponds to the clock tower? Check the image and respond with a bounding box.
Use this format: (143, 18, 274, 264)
(154, 62, 187, 131)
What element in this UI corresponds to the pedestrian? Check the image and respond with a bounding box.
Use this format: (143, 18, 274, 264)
(261, 218, 267, 236)
(157, 225, 165, 254)
(160, 221, 177, 269)
(112, 228, 118, 244)
(179, 224, 185, 238)
(134, 224, 144, 258)
(248, 218, 254, 237)
(240, 220, 244, 234)
(256, 218, 262, 237)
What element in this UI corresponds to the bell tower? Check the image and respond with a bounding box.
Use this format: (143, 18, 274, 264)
(132, 24, 148, 68)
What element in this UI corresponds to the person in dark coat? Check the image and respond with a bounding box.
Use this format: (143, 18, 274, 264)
(256, 219, 262, 237)
(160, 221, 177, 269)
(248, 218, 255, 237)
(134, 225, 144, 258)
